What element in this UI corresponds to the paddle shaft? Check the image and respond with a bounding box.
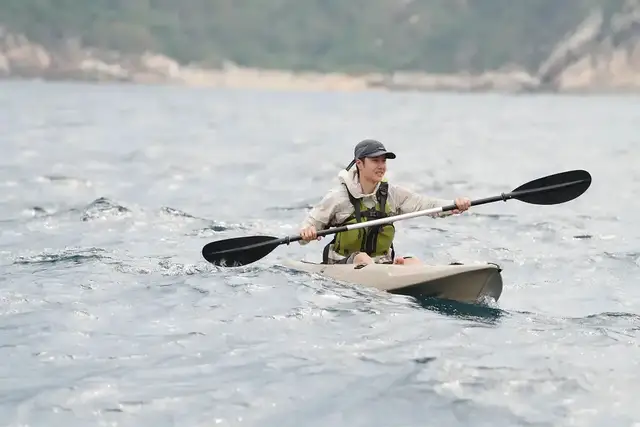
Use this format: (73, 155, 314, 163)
(272, 177, 587, 246)
(201, 169, 591, 265)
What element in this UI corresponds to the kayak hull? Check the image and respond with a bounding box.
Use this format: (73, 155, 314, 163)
(283, 260, 503, 304)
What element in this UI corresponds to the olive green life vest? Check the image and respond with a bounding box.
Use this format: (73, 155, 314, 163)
(323, 181, 395, 262)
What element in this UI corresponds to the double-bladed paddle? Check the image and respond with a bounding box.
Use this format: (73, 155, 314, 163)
(201, 169, 592, 267)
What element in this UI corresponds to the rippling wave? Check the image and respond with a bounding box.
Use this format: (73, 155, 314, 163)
(1, 82, 638, 426)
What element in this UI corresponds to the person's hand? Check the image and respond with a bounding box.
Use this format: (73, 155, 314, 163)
(300, 225, 321, 241)
(452, 197, 471, 214)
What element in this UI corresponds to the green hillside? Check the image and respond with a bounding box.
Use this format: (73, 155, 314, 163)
(0, 0, 626, 73)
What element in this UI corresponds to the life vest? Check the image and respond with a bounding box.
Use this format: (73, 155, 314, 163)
(322, 181, 395, 263)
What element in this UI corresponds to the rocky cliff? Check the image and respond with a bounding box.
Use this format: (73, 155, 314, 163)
(1, 0, 640, 93)
(537, 0, 640, 92)
(373, 0, 640, 93)
(0, 26, 371, 91)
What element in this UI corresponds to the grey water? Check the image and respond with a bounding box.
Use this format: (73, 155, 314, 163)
(1, 80, 639, 426)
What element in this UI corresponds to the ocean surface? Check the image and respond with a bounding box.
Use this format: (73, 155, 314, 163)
(1, 80, 639, 426)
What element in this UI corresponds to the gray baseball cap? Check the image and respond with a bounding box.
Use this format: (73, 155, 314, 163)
(346, 139, 396, 170)
(354, 139, 396, 160)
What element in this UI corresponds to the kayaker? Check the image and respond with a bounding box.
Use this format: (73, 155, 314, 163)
(298, 139, 471, 266)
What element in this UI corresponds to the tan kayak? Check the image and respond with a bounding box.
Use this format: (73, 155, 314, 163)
(202, 170, 590, 306)
(283, 259, 503, 304)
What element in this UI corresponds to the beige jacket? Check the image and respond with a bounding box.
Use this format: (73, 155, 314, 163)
(299, 168, 454, 261)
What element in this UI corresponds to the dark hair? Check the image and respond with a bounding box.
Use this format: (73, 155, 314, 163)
(355, 157, 364, 178)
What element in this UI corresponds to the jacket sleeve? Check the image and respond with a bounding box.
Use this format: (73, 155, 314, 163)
(298, 188, 339, 245)
(391, 184, 454, 217)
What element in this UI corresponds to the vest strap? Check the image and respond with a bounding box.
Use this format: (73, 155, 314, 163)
(363, 182, 389, 254)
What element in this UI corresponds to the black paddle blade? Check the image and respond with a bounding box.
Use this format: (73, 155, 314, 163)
(511, 169, 591, 205)
(201, 235, 281, 266)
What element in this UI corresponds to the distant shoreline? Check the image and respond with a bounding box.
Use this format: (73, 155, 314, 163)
(2, 67, 640, 96)
(2, 7, 640, 96)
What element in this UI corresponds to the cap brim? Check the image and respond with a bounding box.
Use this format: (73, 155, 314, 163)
(365, 150, 396, 159)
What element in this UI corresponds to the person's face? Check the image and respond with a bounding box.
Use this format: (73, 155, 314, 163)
(357, 155, 387, 182)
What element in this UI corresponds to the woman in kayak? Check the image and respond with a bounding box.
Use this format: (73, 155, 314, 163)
(299, 139, 471, 266)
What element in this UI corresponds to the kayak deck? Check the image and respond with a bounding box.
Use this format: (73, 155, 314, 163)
(283, 260, 503, 304)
